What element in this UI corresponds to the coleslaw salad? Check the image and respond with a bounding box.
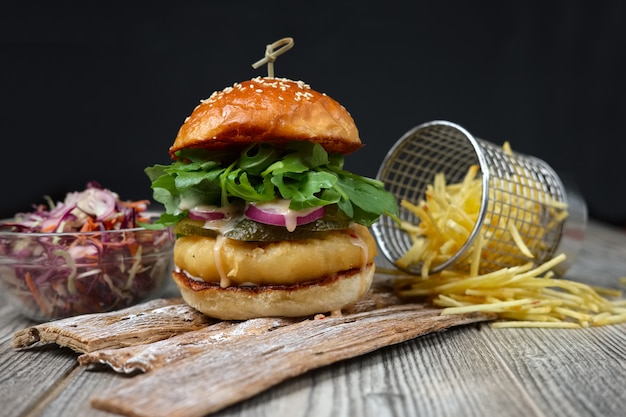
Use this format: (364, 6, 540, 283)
(0, 182, 174, 321)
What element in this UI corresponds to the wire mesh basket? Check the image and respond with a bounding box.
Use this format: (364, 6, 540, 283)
(372, 120, 582, 276)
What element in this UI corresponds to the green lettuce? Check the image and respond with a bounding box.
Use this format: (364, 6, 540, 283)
(145, 142, 398, 228)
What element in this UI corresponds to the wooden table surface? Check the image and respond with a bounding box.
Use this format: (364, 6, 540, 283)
(1, 219, 625, 417)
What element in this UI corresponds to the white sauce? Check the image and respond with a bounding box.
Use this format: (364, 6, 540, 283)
(175, 267, 203, 282)
(348, 225, 369, 272)
(178, 196, 202, 211)
(213, 234, 230, 288)
(202, 217, 237, 233)
(251, 199, 320, 232)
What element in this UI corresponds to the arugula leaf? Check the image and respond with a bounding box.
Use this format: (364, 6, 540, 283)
(238, 144, 281, 175)
(145, 142, 398, 227)
(174, 168, 224, 189)
(271, 171, 339, 209)
(225, 169, 275, 201)
(332, 174, 398, 226)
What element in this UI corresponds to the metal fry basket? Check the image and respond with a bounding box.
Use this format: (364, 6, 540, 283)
(372, 120, 582, 276)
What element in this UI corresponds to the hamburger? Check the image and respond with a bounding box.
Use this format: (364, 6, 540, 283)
(146, 76, 398, 320)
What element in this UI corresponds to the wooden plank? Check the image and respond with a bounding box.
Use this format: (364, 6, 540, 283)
(89, 304, 490, 417)
(194, 325, 544, 417)
(76, 284, 412, 373)
(0, 302, 34, 342)
(566, 221, 626, 289)
(22, 364, 126, 417)
(476, 324, 626, 417)
(5, 219, 625, 417)
(0, 304, 72, 417)
(0, 303, 124, 417)
(324, 326, 546, 417)
(8, 278, 493, 417)
(0, 333, 78, 417)
(12, 298, 215, 353)
(78, 316, 299, 373)
(11, 321, 625, 417)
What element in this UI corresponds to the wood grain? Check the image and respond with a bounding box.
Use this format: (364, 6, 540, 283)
(476, 325, 626, 417)
(78, 317, 299, 373)
(5, 220, 624, 417)
(76, 284, 417, 373)
(12, 298, 215, 353)
(89, 304, 490, 417)
(10, 280, 492, 417)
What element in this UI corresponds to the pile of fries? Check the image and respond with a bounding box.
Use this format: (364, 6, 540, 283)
(392, 253, 625, 328)
(393, 150, 625, 328)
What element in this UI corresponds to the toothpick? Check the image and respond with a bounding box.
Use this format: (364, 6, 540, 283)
(251, 37, 294, 78)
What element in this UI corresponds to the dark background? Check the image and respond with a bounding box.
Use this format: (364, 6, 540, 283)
(2, 1, 625, 226)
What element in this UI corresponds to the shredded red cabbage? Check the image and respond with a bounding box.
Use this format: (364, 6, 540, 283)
(0, 182, 174, 321)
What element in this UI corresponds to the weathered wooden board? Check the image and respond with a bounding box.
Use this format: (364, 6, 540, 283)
(4, 220, 626, 417)
(12, 281, 493, 417)
(90, 304, 489, 417)
(13, 298, 215, 353)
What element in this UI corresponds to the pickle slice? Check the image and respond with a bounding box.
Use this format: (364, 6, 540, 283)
(224, 219, 323, 241)
(174, 218, 218, 238)
(174, 205, 351, 241)
(224, 206, 351, 241)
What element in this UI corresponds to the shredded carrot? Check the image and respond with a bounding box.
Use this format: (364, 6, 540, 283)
(79, 217, 95, 232)
(25, 272, 50, 315)
(0, 184, 170, 319)
(127, 240, 140, 257)
(119, 199, 150, 210)
(40, 223, 58, 233)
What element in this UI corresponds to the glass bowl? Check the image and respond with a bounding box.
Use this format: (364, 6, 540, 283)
(0, 215, 174, 321)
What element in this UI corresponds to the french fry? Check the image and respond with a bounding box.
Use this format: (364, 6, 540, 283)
(398, 161, 567, 276)
(394, 143, 625, 327)
(396, 255, 625, 327)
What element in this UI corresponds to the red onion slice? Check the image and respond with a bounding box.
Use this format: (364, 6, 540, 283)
(188, 207, 227, 221)
(245, 202, 325, 232)
(40, 203, 78, 232)
(76, 188, 117, 221)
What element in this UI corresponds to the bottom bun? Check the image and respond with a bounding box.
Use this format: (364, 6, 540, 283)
(172, 264, 375, 320)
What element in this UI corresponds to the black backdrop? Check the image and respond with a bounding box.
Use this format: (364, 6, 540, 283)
(2, 1, 626, 226)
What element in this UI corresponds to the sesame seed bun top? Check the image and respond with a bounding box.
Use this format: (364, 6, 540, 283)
(169, 77, 362, 158)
